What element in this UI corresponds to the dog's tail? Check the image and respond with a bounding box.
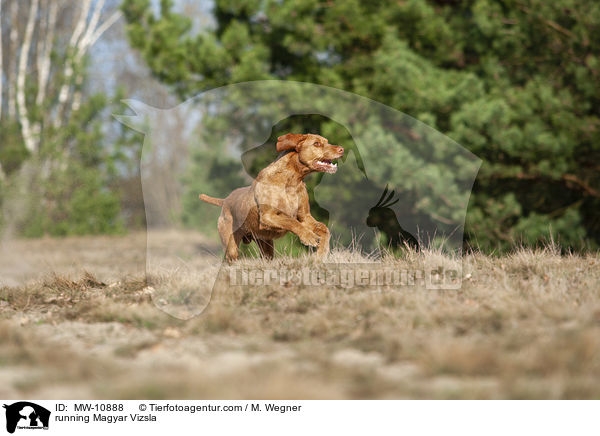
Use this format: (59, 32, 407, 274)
(199, 193, 224, 207)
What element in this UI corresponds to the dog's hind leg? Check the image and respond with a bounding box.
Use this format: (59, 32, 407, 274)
(256, 239, 274, 260)
(218, 207, 240, 262)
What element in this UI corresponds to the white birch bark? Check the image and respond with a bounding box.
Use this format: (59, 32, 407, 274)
(69, 0, 92, 49)
(55, 0, 92, 127)
(87, 9, 122, 48)
(76, 0, 105, 58)
(72, 9, 122, 112)
(7, 0, 19, 119)
(36, 0, 59, 106)
(16, 0, 39, 154)
(0, 0, 4, 120)
(56, 1, 121, 124)
(65, 0, 104, 114)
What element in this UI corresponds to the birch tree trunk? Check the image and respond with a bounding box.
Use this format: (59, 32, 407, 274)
(0, 0, 4, 121)
(36, 0, 59, 107)
(16, 0, 39, 154)
(7, 1, 19, 119)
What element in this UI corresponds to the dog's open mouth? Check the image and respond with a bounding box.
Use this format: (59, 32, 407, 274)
(315, 159, 338, 173)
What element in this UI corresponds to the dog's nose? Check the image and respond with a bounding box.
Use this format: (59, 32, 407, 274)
(336, 146, 344, 155)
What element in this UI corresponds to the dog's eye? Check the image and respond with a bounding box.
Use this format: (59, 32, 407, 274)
(314, 142, 322, 147)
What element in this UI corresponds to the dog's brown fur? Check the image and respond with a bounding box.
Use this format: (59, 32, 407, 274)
(199, 133, 344, 262)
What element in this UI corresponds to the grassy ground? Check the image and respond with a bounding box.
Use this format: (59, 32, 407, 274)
(1, 230, 599, 399)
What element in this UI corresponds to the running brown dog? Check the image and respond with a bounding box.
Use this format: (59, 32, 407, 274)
(199, 133, 344, 262)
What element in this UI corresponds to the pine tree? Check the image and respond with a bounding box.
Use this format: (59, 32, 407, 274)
(122, 0, 600, 252)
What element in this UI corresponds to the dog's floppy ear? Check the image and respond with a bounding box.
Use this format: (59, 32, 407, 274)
(277, 133, 306, 152)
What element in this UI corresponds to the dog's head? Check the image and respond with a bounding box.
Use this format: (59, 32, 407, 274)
(277, 133, 344, 174)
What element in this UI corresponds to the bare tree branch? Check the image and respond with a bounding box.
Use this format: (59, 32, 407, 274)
(69, 0, 92, 49)
(58, 1, 121, 122)
(562, 174, 600, 199)
(87, 10, 122, 51)
(55, 0, 92, 127)
(36, 0, 59, 106)
(72, 9, 123, 111)
(68, 0, 107, 114)
(76, 0, 106, 59)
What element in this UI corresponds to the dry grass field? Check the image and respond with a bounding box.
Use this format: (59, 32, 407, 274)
(0, 230, 599, 399)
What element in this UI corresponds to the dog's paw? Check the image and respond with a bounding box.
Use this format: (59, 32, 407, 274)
(313, 222, 329, 234)
(300, 231, 320, 247)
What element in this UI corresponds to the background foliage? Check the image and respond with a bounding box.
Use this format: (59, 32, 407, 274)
(122, 0, 600, 253)
(0, 0, 132, 237)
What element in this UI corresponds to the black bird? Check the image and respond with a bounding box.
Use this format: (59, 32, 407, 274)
(366, 185, 420, 251)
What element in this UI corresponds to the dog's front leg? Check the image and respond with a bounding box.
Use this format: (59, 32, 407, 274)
(259, 208, 320, 247)
(296, 189, 330, 256)
(301, 216, 330, 257)
(313, 220, 330, 257)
